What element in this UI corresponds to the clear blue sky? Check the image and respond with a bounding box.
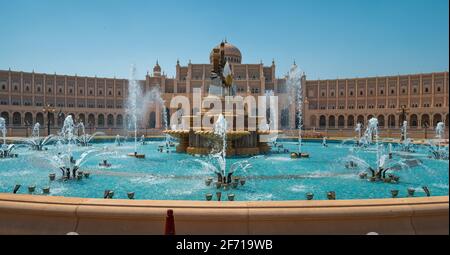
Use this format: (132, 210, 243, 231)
(0, 0, 448, 80)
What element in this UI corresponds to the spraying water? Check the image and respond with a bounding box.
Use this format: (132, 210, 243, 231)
(286, 63, 304, 154)
(115, 135, 122, 146)
(366, 118, 380, 167)
(436, 122, 445, 144)
(126, 65, 141, 154)
(213, 114, 228, 178)
(17, 122, 58, 151)
(147, 86, 170, 147)
(355, 123, 362, 145)
(0, 117, 6, 146)
(172, 108, 186, 131)
(399, 121, 414, 152)
(32, 123, 40, 138)
(429, 122, 449, 160)
(75, 121, 104, 146)
(401, 121, 408, 142)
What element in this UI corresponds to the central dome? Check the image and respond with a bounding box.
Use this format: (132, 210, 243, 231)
(209, 42, 242, 64)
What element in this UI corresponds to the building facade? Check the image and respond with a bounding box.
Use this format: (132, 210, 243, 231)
(0, 42, 448, 137)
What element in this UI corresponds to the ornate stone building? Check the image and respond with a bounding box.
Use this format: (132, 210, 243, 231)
(304, 72, 449, 131)
(0, 41, 448, 137)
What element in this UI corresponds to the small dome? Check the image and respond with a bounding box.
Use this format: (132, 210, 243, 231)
(210, 41, 242, 64)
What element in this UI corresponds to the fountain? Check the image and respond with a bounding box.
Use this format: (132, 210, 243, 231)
(399, 121, 414, 152)
(388, 143, 393, 159)
(214, 114, 227, 172)
(322, 137, 328, 147)
(355, 123, 363, 146)
(286, 63, 308, 159)
(31, 115, 100, 180)
(344, 117, 422, 182)
(0, 117, 17, 158)
(76, 122, 104, 147)
(140, 135, 147, 145)
(358, 118, 379, 147)
(429, 122, 449, 160)
(164, 41, 272, 156)
(126, 65, 146, 158)
(16, 123, 57, 151)
(115, 135, 123, 146)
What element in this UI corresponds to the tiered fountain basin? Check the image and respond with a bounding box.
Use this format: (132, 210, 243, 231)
(0, 139, 448, 234)
(164, 129, 275, 156)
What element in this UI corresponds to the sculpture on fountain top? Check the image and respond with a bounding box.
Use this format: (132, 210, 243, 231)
(209, 41, 235, 97)
(164, 40, 274, 157)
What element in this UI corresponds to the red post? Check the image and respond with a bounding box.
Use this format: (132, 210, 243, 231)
(164, 209, 176, 235)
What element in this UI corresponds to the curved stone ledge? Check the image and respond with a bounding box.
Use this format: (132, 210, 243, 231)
(0, 194, 447, 235)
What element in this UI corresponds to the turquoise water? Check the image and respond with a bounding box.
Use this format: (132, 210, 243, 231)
(0, 140, 448, 201)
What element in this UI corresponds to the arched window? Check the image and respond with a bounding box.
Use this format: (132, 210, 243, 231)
(24, 112, 33, 125)
(347, 115, 354, 127)
(319, 115, 326, 128)
(36, 113, 44, 125)
(48, 113, 55, 126)
(328, 116, 336, 128)
(107, 114, 114, 127)
(98, 114, 105, 127)
(1, 112, 10, 125)
(78, 114, 86, 124)
(57, 113, 65, 127)
(116, 114, 123, 126)
(378, 115, 385, 128)
(388, 115, 396, 128)
(433, 114, 442, 127)
(338, 115, 345, 128)
(357, 115, 365, 126)
(421, 114, 430, 128)
(12, 112, 22, 126)
(410, 114, 418, 128)
(88, 114, 95, 127)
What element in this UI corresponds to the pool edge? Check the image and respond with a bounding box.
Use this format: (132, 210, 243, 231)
(0, 193, 447, 235)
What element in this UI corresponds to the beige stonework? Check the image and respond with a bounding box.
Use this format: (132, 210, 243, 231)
(0, 193, 447, 235)
(0, 42, 448, 139)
